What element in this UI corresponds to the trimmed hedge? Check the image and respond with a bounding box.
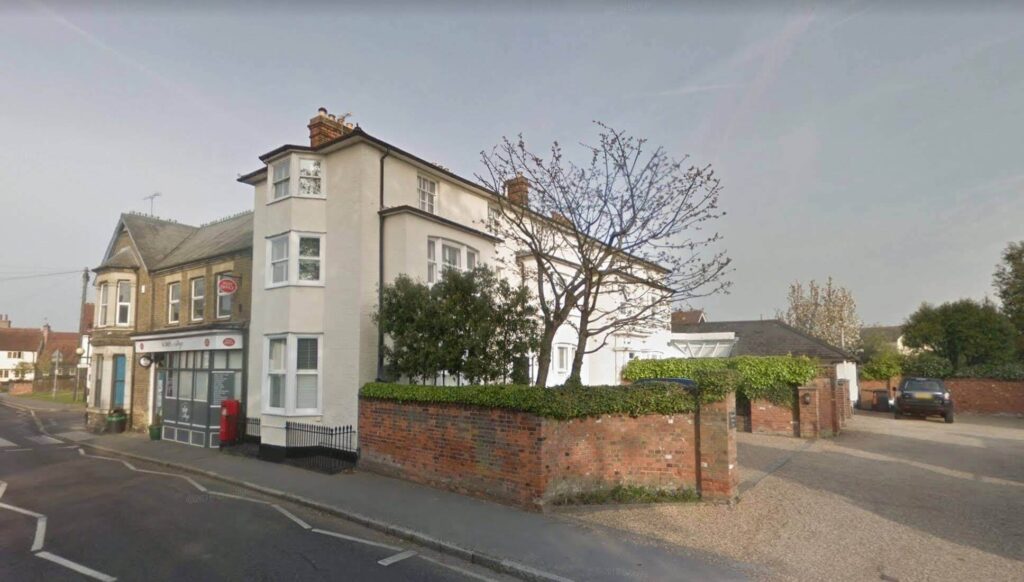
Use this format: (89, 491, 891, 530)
(621, 356, 819, 406)
(360, 381, 709, 420)
(901, 353, 954, 378)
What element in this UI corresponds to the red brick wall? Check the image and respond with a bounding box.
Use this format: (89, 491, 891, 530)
(359, 397, 738, 509)
(749, 399, 796, 436)
(798, 386, 820, 438)
(946, 379, 1024, 414)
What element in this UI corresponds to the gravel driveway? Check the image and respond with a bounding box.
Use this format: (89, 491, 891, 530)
(567, 412, 1024, 581)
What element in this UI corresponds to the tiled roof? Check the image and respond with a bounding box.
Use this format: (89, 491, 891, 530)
(98, 246, 142, 269)
(673, 319, 853, 362)
(152, 212, 253, 271)
(0, 328, 43, 352)
(43, 332, 81, 364)
(108, 214, 198, 270)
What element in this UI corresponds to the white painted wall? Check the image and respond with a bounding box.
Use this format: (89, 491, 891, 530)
(0, 350, 37, 381)
(836, 361, 859, 404)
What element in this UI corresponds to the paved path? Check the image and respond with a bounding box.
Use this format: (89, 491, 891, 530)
(2, 397, 751, 581)
(571, 412, 1024, 581)
(0, 404, 513, 581)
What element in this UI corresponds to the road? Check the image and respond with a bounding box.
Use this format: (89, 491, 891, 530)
(0, 404, 512, 582)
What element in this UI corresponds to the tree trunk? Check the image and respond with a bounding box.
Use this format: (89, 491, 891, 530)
(534, 323, 558, 388)
(566, 318, 589, 388)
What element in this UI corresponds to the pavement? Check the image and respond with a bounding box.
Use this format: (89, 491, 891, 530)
(571, 411, 1024, 582)
(0, 401, 517, 582)
(0, 394, 752, 581)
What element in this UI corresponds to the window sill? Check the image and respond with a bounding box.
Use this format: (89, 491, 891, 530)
(265, 281, 325, 289)
(267, 194, 327, 206)
(260, 410, 323, 418)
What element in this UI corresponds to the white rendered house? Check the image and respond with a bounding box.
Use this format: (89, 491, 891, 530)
(237, 110, 675, 453)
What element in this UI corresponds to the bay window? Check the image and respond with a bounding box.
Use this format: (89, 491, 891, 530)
(272, 160, 290, 200)
(116, 281, 131, 326)
(98, 283, 109, 326)
(266, 232, 324, 287)
(426, 237, 478, 283)
(299, 159, 322, 197)
(264, 334, 322, 415)
(168, 282, 181, 324)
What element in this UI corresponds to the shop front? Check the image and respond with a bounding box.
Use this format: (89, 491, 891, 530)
(134, 330, 245, 448)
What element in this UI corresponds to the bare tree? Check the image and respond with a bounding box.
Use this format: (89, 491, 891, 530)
(779, 277, 861, 350)
(479, 123, 731, 386)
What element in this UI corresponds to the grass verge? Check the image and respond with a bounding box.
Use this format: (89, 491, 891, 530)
(552, 485, 699, 506)
(14, 390, 84, 405)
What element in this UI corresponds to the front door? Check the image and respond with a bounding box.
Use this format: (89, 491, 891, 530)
(112, 355, 126, 408)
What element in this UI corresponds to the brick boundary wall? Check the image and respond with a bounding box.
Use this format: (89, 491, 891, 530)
(861, 377, 1024, 415)
(359, 395, 738, 510)
(749, 398, 796, 436)
(946, 379, 1024, 414)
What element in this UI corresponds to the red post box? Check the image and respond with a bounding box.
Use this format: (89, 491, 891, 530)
(220, 399, 240, 445)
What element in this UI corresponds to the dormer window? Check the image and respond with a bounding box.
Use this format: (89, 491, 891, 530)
(418, 176, 437, 214)
(272, 160, 290, 199)
(299, 159, 322, 197)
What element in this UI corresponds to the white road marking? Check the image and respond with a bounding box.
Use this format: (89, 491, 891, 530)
(272, 504, 311, 529)
(0, 480, 6, 499)
(207, 490, 271, 504)
(36, 551, 117, 581)
(4, 448, 32, 452)
(0, 501, 44, 518)
(26, 435, 62, 445)
(378, 549, 418, 566)
(0, 436, 17, 447)
(311, 528, 402, 551)
(32, 516, 46, 551)
(418, 554, 500, 582)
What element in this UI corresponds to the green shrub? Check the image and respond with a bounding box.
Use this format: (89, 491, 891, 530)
(621, 356, 818, 406)
(860, 348, 904, 381)
(901, 352, 953, 378)
(952, 362, 1024, 381)
(551, 485, 699, 506)
(360, 381, 708, 419)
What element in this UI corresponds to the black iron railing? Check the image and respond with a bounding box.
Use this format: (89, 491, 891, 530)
(284, 421, 358, 474)
(242, 417, 261, 443)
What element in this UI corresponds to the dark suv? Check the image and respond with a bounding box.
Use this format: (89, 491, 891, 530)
(894, 377, 954, 423)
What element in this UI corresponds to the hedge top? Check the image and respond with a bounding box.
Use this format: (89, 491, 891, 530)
(360, 382, 706, 419)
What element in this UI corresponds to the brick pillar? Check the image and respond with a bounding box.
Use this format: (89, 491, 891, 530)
(699, 392, 738, 502)
(798, 386, 819, 438)
(837, 379, 851, 425)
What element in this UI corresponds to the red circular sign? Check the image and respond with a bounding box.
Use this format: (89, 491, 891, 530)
(218, 278, 238, 294)
(223, 338, 236, 347)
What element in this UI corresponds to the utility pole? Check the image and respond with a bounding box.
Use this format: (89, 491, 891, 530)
(74, 267, 89, 402)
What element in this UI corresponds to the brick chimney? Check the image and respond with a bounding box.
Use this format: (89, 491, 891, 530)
(505, 174, 529, 206)
(0, 314, 10, 328)
(308, 107, 355, 148)
(42, 322, 50, 343)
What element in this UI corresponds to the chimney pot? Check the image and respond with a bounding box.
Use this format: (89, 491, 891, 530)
(318, 107, 328, 116)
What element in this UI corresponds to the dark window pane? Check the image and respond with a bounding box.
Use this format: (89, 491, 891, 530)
(297, 338, 318, 370)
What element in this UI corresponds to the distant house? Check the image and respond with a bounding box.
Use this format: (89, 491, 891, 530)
(861, 325, 912, 355)
(671, 318, 859, 405)
(0, 315, 81, 383)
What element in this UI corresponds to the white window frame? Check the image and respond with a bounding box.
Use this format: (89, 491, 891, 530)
(426, 237, 478, 283)
(190, 277, 205, 322)
(298, 158, 324, 198)
(115, 280, 132, 327)
(216, 274, 233, 319)
(98, 283, 109, 327)
(262, 334, 323, 416)
(271, 159, 290, 200)
(167, 282, 181, 324)
(266, 231, 325, 288)
(418, 175, 437, 214)
(297, 235, 322, 283)
(556, 345, 570, 373)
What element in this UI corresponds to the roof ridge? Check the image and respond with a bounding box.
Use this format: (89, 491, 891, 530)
(122, 211, 196, 228)
(198, 209, 254, 228)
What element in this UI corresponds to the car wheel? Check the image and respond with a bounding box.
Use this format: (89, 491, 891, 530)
(944, 410, 954, 424)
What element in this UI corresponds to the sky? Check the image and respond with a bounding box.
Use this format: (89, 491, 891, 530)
(1, 0, 1023, 332)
